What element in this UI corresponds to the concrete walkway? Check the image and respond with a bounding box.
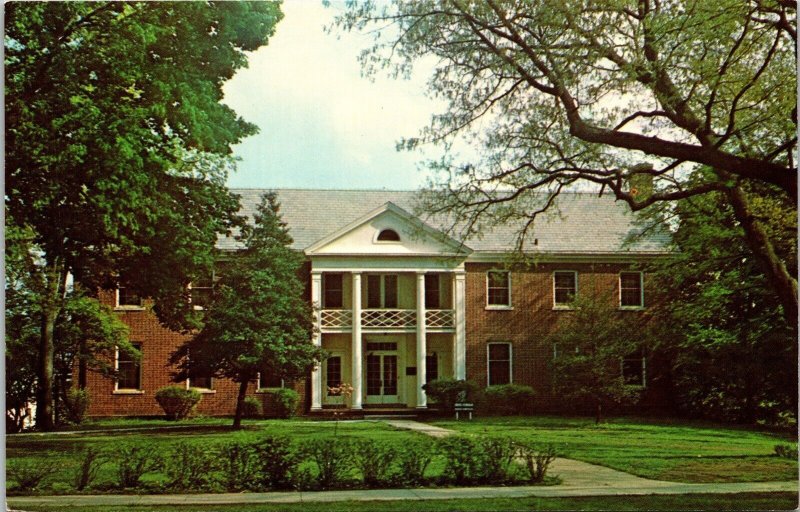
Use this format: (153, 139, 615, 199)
(8, 419, 798, 509)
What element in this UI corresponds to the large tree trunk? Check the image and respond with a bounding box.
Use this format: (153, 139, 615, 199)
(725, 185, 798, 327)
(35, 258, 66, 431)
(232, 379, 249, 429)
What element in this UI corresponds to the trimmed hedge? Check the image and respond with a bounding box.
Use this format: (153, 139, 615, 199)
(478, 384, 535, 415)
(154, 386, 202, 420)
(423, 379, 480, 413)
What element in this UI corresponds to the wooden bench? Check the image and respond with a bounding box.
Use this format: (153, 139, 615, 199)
(454, 402, 474, 420)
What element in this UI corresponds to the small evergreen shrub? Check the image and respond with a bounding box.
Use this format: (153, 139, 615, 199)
(63, 388, 91, 424)
(8, 460, 59, 491)
(479, 384, 535, 415)
(218, 441, 257, 491)
(163, 442, 215, 490)
(73, 447, 106, 491)
(154, 386, 201, 420)
(305, 438, 354, 489)
(352, 439, 397, 487)
(252, 435, 299, 490)
(774, 444, 798, 459)
(517, 443, 556, 483)
(270, 388, 300, 419)
(480, 436, 517, 483)
(242, 396, 263, 418)
(437, 436, 485, 485)
(395, 438, 435, 486)
(115, 444, 160, 488)
(423, 379, 480, 413)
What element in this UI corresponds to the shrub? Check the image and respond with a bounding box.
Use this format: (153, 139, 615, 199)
(115, 444, 160, 488)
(218, 441, 257, 491)
(8, 460, 59, 491)
(270, 388, 300, 419)
(480, 436, 517, 483)
(154, 386, 202, 421)
(423, 379, 480, 413)
(774, 444, 798, 459)
(479, 384, 535, 415)
(437, 436, 485, 485)
(163, 442, 215, 490)
(517, 443, 557, 483)
(242, 396, 263, 418)
(63, 388, 91, 425)
(395, 438, 435, 486)
(252, 435, 299, 490)
(352, 439, 397, 487)
(73, 446, 107, 491)
(305, 438, 354, 489)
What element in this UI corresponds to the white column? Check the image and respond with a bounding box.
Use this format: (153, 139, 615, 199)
(416, 272, 427, 409)
(310, 271, 323, 411)
(351, 272, 363, 410)
(453, 271, 467, 380)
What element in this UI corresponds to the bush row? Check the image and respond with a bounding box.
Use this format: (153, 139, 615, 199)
(7, 435, 556, 493)
(423, 379, 536, 415)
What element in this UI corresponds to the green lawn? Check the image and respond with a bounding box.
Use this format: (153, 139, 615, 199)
(11, 492, 799, 512)
(431, 416, 798, 483)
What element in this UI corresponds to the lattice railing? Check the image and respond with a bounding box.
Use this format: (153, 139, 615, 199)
(320, 309, 353, 329)
(426, 309, 454, 328)
(362, 309, 416, 328)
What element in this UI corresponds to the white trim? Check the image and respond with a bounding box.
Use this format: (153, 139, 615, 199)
(256, 372, 285, 391)
(552, 270, 578, 309)
(467, 251, 670, 263)
(114, 287, 145, 311)
(486, 342, 513, 386)
(114, 343, 142, 392)
(619, 271, 645, 309)
(186, 376, 214, 392)
(486, 270, 512, 308)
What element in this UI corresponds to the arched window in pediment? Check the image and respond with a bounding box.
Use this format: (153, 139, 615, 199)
(376, 229, 401, 242)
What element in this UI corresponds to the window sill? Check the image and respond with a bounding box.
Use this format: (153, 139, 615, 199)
(113, 389, 145, 395)
(618, 306, 645, 311)
(114, 306, 146, 312)
(190, 388, 216, 394)
(552, 306, 575, 311)
(256, 388, 283, 394)
(485, 305, 513, 311)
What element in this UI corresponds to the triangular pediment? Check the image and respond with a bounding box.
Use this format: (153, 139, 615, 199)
(304, 202, 471, 256)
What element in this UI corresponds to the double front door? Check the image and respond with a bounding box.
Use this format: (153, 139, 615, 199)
(365, 341, 400, 404)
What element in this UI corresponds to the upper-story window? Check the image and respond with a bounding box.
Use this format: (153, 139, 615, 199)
(486, 270, 511, 307)
(424, 274, 440, 309)
(376, 229, 401, 242)
(323, 273, 344, 308)
(367, 274, 398, 308)
(619, 272, 644, 308)
(190, 274, 215, 309)
(117, 286, 143, 308)
(553, 271, 577, 308)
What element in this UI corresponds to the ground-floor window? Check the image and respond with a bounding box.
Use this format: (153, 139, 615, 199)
(117, 343, 142, 390)
(487, 342, 512, 386)
(622, 352, 646, 387)
(426, 353, 438, 383)
(188, 374, 213, 390)
(258, 370, 284, 389)
(326, 356, 342, 395)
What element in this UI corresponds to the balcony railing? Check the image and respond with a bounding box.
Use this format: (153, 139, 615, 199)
(320, 309, 454, 330)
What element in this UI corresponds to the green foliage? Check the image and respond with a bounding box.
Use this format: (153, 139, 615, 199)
(304, 438, 355, 489)
(480, 436, 518, 483)
(8, 460, 59, 491)
(218, 441, 257, 492)
(252, 435, 299, 490)
(154, 386, 202, 421)
(115, 444, 160, 489)
(396, 438, 435, 486)
(270, 388, 300, 419)
(547, 294, 645, 421)
(437, 436, 485, 485)
(63, 388, 91, 425)
(516, 443, 557, 483)
(352, 439, 397, 487)
(479, 384, 535, 416)
(242, 396, 263, 419)
(173, 194, 322, 427)
(163, 442, 215, 490)
(72, 446, 107, 491)
(773, 444, 798, 460)
(422, 379, 479, 413)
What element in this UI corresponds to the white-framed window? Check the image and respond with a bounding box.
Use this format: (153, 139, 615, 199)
(189, 273, 215, 309)
(619, 272, 644, 308)
(487, 342, 512, 386)
(188, 374, 213, 390)
(323, 273, 344, 309)
(622, 352, 646, 387)
(367, 274, 398, 308)
(116, 286, 143, 308)
(326, 356, 343, 396)
(424, 273, 440, 309)
(376, 229, 401, 242)
(486, 270, 511, 308)
(553, 271, 577, 308)
(116, 343, 142, 390)
(258, 371, 284, 390)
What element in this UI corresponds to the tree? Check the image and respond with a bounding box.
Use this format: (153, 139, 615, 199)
(644, 186, 796, 424)
(547, 295, 646, 424)
(172, 194, 323, 429)
(336, 1, 797, 324)
(5, 2, 283, 429)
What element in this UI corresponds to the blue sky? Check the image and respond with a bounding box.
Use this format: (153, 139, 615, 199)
(222, 2, 442, 190)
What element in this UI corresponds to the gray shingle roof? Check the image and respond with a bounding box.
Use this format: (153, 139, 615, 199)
(218, 189, 670, 255)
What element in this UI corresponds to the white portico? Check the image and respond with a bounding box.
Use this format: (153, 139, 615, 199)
(306, 202, 470, 411)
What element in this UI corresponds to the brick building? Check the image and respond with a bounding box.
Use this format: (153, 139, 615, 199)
(87, 189, 669, 417)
